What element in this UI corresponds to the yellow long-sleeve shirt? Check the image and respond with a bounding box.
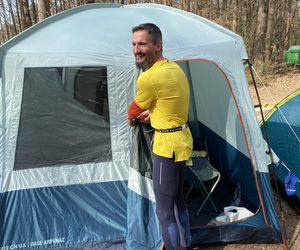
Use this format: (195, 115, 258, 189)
(134, 59, 193, 161)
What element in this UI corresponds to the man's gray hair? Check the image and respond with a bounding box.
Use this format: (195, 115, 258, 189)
(132, 23, 162, 44)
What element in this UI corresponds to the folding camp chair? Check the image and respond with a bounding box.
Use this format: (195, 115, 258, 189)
(185, 150, 221, 216)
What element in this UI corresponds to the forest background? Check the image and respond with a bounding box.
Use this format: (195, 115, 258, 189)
(0, 0, 300, 74)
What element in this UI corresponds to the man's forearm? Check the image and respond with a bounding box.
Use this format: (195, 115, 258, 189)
(127, 101, 145, 126)
(128, 100, 144, 118)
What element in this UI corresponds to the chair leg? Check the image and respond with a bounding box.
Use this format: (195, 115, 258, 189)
(195, 190, 216, 216)
(195, 173, 221, 216)
(190, 169, 218, 215)
(185, 182, 195, 199)
(197, 178, 217, 213)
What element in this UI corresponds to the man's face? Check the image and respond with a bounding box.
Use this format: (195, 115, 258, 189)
(132, 30, 161, 70)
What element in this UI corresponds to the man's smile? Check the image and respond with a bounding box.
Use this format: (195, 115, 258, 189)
(135, 53, 145, 61)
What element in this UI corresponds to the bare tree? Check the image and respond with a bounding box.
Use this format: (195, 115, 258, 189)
(15, 0, 22, 31)
(0, 0, 11, 40)
(0, 12, 6, 43)
(31, 0, 38, 24)
(290, 1, 300, 45)
(254, 0, 268, 71)
(7, 0, 18, 36)
(51, 0, 59, 15)
(36, 0, 51, 21)
(264, 0, 275, 67)
(231, 0, 238, 32)
(284, 0, 293, 48)
(23, 0, 32, 28)
(17, 0, 32, 30)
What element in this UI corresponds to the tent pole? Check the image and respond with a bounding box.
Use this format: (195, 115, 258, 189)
(247, 59, 289, 248)
(247, 60, 272, 156)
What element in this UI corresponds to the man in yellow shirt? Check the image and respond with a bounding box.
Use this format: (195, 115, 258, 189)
(128, 23, 193, 250)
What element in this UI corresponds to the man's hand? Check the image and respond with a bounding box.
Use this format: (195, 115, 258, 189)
(127, 110, 149, 127)
(137, 110, 150, 124)
(127, 117, 136, 127)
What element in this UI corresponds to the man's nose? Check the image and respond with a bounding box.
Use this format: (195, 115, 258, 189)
(133, 45, 140, 54)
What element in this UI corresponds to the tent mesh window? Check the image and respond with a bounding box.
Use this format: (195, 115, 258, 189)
(14, 67, 112, 170)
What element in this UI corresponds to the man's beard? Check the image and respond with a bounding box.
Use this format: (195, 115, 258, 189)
(135, 53, 155, 71)
(135, 60, 148, 71)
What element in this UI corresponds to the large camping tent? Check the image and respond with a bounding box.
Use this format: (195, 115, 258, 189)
(0, 3, 284, 249)
(261, 89, 300, 201)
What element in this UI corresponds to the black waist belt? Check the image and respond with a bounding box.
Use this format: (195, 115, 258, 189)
(155, 123, 189, 133)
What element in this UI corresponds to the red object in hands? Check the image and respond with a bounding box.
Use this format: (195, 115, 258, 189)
(128, 101, 144, 118)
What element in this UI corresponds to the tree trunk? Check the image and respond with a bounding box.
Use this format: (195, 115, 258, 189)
(18, 0, 26, 30)
(36, 0, 51, 21)
(239, 0, 246, 37)
(53, 0, 59, 14)
(0, 0, 11, 40)
(15, 0, 22, 32)
(163, 0, 173, 7)
(181, 0, 190, 12)
(58, 0, 63, 10)
(265, 0, 274, 67)
(7, 0, 18, 36)
(291, 0, 300, 45)
(284, 0, 292, 48)
(31, 0, 38, 24)
(22, 0, 32, 29)
(255, 0, 268, 72)
(0, 14, 6, 43)
(215, 0, 220, 17)
(231, 0, 238, 32)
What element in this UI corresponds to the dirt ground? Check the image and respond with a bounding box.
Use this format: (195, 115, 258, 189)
(249, 68, 300, 121)
(194, 69, 300, 250)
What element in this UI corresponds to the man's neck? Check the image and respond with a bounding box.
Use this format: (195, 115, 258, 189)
(147, 55, 165, 70)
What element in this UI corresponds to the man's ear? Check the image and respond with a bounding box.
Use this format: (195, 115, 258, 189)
(156, 42, 163, 53)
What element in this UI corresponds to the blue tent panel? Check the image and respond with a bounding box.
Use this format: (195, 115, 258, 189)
(262, 91, 300, 198)
(0, 182, 127, 249)
(126, 190, 161, 250)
